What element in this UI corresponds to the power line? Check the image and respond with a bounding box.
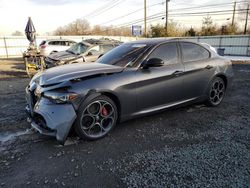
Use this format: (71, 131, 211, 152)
(99, 1, 250, 32)
(88, 0, 124, 18)
(98, 1, 165, 25)
(99, 1, 247, 26)
(83, 0, 124, 19)
(83, 0, 118, 18)
(115, 8, 248, 28)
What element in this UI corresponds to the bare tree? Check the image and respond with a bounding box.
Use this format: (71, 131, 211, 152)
(54, 19, 90, 35)
(200, 15, 217, 36)
(12, 31, 23, 36)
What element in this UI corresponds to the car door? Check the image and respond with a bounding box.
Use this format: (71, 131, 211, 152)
(84, 45, 101, 62)
(136, 42, 185, 112)
(180, 42, 216, 99)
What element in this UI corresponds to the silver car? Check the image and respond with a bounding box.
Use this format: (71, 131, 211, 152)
(39, 39, 76, 56)
(44, 41, 119, 68)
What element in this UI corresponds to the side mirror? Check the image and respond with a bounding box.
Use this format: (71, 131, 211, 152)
(143, 58, 164, 69)
(87, 51, 93, 56)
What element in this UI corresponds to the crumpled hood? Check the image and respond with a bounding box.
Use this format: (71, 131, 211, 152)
(37, 63, 124, 86)
(49, 51, 78, 61)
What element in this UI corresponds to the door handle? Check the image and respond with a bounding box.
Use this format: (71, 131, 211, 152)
(172, 70, 184, 76)
(205, 65, 213, 69)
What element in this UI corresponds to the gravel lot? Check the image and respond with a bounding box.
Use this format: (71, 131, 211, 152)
(0, 58, 249, 187)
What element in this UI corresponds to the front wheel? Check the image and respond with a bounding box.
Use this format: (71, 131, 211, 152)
(74, 95, 118, 140)
(205, 77, 226, 107)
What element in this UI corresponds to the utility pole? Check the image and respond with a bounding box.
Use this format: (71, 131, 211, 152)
(144, 0, 147, 37)
(232, 1, 236, 26)
(165, 0, 170, 35)
(244, 4, 249, 34)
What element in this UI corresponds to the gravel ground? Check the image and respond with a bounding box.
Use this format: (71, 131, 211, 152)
(0, 59, 249, 187)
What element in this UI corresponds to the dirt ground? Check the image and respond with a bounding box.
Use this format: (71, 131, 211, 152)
(0, 58, 250, 187)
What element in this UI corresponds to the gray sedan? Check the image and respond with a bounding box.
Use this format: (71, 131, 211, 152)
(26, 38, 233, 144)
(44, 41, 119, 68)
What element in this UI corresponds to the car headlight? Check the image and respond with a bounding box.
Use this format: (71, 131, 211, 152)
(43, 91, 78, 104)
(58, 60, 65, 65)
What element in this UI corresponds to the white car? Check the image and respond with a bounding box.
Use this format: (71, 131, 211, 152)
(39, 39, 76, 56)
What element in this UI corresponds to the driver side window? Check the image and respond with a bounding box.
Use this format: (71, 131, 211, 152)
(88, 45, 100, 55)
(148, 43, 178, 65)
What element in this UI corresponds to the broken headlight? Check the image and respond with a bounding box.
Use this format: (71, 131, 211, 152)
(43, 91, 78, 104)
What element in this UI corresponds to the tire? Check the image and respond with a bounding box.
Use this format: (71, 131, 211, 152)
(205, 77, 226, 107)
(74, 95, 118, 140)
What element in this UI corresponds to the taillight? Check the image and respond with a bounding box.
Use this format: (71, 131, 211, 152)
(40, 45, 46, 49)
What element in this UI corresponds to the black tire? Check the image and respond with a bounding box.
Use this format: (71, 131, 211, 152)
(74, 95, 118, 140)
(205, 77, 226, 107)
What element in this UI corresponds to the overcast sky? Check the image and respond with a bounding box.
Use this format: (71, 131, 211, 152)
(0, 0, 245, 35)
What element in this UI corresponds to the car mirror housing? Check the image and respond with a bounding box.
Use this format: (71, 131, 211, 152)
(143, 58, 164, 69)
(87, 51, 93, 56)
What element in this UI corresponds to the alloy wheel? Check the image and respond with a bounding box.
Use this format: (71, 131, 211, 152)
(209, 79, 225, 106)
(80, 100, 115, 139)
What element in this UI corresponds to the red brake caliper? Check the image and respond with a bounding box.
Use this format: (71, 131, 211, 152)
(101, 107, 108, 116)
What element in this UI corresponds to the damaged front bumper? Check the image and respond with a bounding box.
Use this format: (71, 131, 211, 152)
(26, 87, 77, 144)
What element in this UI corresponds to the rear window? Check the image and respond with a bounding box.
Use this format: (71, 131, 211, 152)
(181, 42, 210, 62)
(100, 44, 115, 52)
(65, 41, 76, 46)
(48, 41, 61, 45)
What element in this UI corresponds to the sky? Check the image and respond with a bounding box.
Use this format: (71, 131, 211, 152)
(0, 0, 246, 35)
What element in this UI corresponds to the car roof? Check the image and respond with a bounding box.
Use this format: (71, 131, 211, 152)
(126, 38, 179, 45)
(45, 39, 76, 42)
(79, 41, 93, 47)
(80, 40, 119, 46)
(126, 38, 205, 46)
(83, 39, 121, 45)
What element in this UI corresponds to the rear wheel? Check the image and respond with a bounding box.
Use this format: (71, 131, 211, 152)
(74, 95, 118, 140)
(205, 77, 226, 106)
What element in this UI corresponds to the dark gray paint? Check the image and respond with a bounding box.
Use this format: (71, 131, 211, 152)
(26, 39, 234, 143)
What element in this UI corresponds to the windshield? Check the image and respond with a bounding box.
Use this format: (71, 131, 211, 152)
(97, 43, 149, 67)
(66, 42, 89, 55)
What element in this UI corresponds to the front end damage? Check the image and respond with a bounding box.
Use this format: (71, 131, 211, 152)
(25, 82, 77, 144)
(25, 63, 124, 144)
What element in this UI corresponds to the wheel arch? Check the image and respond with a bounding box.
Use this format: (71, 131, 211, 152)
(100, 91, 121, 122)
(215, 73, 228, 89)
(83, 90, 121, 122)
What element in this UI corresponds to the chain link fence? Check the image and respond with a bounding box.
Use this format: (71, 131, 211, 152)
(0, 35, 250, 58)
(0, 35, 139, 58)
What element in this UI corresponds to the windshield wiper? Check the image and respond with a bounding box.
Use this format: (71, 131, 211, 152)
(66, 50, 75, 54)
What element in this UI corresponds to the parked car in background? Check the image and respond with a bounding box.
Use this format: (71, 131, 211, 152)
(83, 38, 122, 45)
(26, 38, 233, 144)
(39, 39, 76, 56)
(44, 41, 119, 68)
